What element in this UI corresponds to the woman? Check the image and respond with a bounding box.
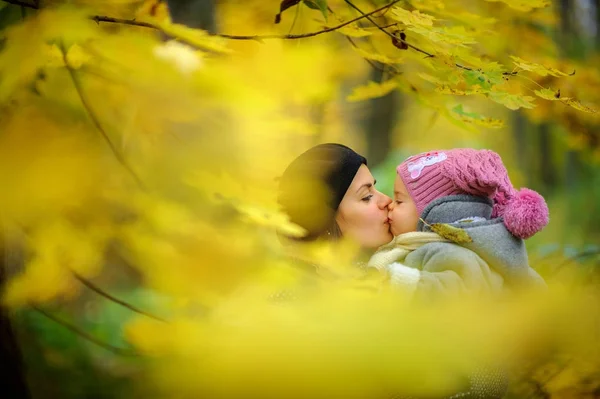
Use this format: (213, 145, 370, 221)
(277, 143, 508, 399)
(278, 143, 392, 249)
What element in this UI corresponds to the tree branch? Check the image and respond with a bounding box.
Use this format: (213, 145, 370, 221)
(58, 42, 145, 189)
(1, 0, 403, 42)
(1, 0, 35, 8)
(32, 306, 139, 356)
(73, 272, 166, 323)
(215, 1, 402, 40)
(343, 0, 473, 71)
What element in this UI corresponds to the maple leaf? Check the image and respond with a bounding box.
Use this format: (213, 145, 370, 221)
(391, 6, 436, 26)
(510, 56, 573, 77)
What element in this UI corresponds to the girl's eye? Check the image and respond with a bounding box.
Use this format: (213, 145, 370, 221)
(361, 194, 374, 202)
(395, 200, 403, 205)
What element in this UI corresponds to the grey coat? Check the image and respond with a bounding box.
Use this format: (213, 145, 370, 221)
(388, 195, 546, 302)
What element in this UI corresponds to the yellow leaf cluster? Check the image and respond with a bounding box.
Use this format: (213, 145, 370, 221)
(391, 6, 436, 27)
(3, 220, 109, 306)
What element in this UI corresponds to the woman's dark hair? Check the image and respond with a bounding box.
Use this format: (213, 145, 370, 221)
(277, 143, 367, 242)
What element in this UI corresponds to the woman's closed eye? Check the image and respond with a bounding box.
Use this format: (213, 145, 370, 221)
(361, 194, 374, 202)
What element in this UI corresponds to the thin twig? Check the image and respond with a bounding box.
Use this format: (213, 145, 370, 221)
(73, 272, 167, 323)
(58, 42, 145, 189)
(32, 306, 139, 356)
(343, 0, 473, 71)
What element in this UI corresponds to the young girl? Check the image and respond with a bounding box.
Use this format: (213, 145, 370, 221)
(368, 148, 548, 302)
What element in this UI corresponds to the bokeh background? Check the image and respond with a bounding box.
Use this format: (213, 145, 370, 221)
(0, 0, 599, 398)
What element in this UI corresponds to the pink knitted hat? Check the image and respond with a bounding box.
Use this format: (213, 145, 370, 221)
(396, 149, 549, 239)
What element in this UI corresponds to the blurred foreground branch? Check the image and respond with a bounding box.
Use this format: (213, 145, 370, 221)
(73, 272, 167, 323)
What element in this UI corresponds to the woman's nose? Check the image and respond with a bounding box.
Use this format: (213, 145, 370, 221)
(377, 192, 392, 209)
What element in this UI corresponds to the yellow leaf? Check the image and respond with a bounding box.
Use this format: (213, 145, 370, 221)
(352, 47, 403, 64)
(435, 85, 482, 95)
(533, 89, 597, 113)
(451, 104, 504, 128)
(488, 91, 536, 110)
(156, 21, 231, 54)
(409, 25, 477, 45)
(332, 24, 373, 38)
(135, 0, 172, 24)
(0, 7, 97, 102)
(561, 98, 597, 114)
(43, 44, 65, 68)
(236, 203, 307, 238)
(510, 56, 573, 77)
(418, 73, 445, 85)
(346, 79, 398, 102)
(65, 43, 91, 69)
(534, 88, 561, 100)
(430, 223, 473, 244)
(391, 6, 436, 26)
(485, 0, 551, 12)
(410, 0, 446, 12)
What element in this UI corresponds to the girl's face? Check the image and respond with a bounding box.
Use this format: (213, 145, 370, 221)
(388, 175, 420, 236)
(335, 165, 393, 249)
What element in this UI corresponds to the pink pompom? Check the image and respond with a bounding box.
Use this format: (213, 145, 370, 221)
(502, 188, 549, 239)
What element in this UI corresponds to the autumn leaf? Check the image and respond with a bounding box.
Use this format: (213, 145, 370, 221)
(561, 98, 597, 114)
(488, 90, 536, 110)
(534, 89, 597, 113)
(275, 0, 302, 24)
(352, 47, 403, 64)
(485, 0, 551, 12)
(391, 6, 436, 26)
(347, 79, 398, 102)
(332, 24, 373, 37)
(156, 22, 231, 53)
(391, 31, 409, 50)
(510, 56, 573, 77)
(451, 104, 504, 128)
(534, 88, 560, 100)
(65, 43, 91, 69)
(135, 0, 172, 24)
(430, 223, 473, 244)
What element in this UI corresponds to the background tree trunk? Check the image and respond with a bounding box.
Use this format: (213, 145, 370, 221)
(363, 65, 400, 167)
(166, 0, 217, 33)
(0, 245, 31, 399)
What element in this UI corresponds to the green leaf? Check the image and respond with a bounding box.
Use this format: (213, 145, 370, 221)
(303, 0, 328, 21)
(463, 70, 493, 90)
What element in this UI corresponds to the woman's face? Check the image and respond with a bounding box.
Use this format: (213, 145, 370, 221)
(335, 165, 393, 249)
